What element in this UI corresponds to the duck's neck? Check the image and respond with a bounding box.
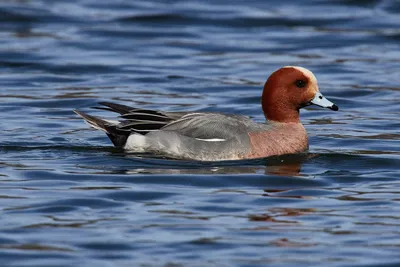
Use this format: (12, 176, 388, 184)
(262, 100, 301, 123)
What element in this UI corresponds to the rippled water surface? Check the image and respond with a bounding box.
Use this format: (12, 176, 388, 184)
(1, 0, 400, 266)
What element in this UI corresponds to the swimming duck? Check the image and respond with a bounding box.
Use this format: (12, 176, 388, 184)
(74, 66, 338, 161)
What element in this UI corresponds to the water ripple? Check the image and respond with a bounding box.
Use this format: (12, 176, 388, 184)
(0, 0, 399, 266)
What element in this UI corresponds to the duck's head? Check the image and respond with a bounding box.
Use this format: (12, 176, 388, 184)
(262, 66, 338, 123)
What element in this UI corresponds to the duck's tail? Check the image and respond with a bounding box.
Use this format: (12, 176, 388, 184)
(73, 110, 130, 148)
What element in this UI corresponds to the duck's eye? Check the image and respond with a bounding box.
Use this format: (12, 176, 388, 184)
(295, 80, 306, 88)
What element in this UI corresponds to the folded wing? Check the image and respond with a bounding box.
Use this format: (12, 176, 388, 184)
(93, 102, 269, 140)
(160, 113, 259, 140)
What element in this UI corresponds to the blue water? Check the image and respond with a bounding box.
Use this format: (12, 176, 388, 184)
(1, 0, 400, 266)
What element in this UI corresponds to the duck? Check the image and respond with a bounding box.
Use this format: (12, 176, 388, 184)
(74, 66, 338, 161)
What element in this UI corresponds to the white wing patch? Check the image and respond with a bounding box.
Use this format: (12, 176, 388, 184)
(195, 138, 226, 142)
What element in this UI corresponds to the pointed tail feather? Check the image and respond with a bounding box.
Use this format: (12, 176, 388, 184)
(73, 110, 110, 133)
(73, 110, 130, 148)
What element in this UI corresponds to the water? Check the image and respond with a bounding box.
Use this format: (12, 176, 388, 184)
(1, 0, 400, 266)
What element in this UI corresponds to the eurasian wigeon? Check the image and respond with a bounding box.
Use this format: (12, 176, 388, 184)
(74, 66, 338, 161)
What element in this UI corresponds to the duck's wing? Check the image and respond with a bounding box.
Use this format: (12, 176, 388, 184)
(92, 102, 270, 140)
(160, 113, 269, 140)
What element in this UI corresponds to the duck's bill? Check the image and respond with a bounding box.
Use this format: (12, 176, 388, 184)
(311, 92, 339, 111)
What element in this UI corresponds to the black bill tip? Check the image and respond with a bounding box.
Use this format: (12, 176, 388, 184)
(330, 104, 339, 111)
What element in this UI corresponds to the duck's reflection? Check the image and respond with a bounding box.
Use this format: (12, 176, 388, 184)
(113, 153, 312, 177)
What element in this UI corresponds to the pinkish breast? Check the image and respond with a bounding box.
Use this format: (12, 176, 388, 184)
(242, 123, 308, 159)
